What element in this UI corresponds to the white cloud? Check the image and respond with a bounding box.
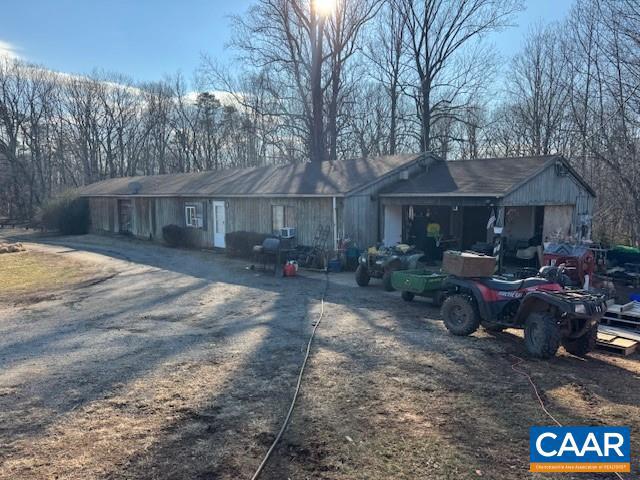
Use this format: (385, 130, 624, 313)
(0, 40, 21, 59)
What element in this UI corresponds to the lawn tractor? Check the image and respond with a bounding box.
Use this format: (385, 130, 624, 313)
(355, 244, 427, 291)
(440, 266, 608, 358)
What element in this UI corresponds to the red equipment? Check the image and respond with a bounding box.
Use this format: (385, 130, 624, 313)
(283, 262, 297, 277)
(543, 243, 595, 286)
(441, 269, 607, 358)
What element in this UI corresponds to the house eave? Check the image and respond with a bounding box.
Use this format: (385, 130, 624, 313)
(379, 193, 503, 198)
(79, 193, 346, 199)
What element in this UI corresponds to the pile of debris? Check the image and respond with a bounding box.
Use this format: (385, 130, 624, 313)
(606, 245, 640, 287)
(0, 242, 26, 254)
(598, 300, 640, 356)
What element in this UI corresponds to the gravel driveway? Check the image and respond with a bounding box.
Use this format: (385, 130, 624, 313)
(1, 233, 638, 480)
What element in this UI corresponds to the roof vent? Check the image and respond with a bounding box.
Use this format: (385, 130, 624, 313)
(129, 181, 142, 194)
(399, 170, 410, 181)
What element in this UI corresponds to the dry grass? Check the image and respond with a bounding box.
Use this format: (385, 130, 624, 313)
(0, 250, 95, 303)
(1, 236, 638, 479)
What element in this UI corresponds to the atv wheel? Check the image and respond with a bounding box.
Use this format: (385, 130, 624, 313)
(441, 294, 480, 336)
(382, 270, 395, 292)
(401, 291, 415, 302)
(483, 322, 507, 332)
(355, 265, 370, 287)
(524, 312, 561, 359)
(562, 324, 597, 357)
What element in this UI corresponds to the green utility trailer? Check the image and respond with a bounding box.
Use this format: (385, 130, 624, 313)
(391, 269, 448, 305)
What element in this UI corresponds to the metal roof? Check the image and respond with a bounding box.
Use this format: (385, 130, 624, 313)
(78, 153, 423, 198)
(380, 155, 595, 198)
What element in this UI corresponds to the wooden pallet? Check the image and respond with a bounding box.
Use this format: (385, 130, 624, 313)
(599, 325, 640, 343)
(596, 332, 638, 356)
(600, 301, 640, 330)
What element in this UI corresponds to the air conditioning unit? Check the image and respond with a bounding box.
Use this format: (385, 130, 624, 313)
(195, 217, 203, 228)
(280, 227, 296, 239)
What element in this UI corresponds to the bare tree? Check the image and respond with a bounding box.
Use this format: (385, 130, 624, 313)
(396, 0, 522, 152)
(507, 24, 570, 156)
(227, 0, 380, 162)
(365, 1, 407, 154)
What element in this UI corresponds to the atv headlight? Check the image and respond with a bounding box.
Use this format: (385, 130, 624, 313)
(375, 260, 383, 265)
(574, 304, 586, 314)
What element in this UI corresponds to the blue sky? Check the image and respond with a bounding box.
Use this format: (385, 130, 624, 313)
(1, 0, 573, 84)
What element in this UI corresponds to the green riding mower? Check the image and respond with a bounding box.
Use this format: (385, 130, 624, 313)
(355, 244, 428, 291)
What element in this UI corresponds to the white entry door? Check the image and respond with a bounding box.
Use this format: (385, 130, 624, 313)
(213, 201, 226, 248)
(383, 205, 403, 246)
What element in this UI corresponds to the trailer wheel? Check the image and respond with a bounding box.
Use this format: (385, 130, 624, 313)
(562, 324, 597, 357)
(382, 270, 395, 292)
(524, 312, 561, 359)
(431, 291, 447, 308)
(441, 294, 480, 336)
(355, 265, 370, 287)
(401, 291, 415, 302)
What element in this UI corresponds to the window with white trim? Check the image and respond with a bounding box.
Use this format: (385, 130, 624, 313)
(185, 205, 197, 227)
(185, 202, 205, 228)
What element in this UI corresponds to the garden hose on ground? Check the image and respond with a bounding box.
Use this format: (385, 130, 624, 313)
(250, 272, 329, 480)
(510, 355, 626, 480)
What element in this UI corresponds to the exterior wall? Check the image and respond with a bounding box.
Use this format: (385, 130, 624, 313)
(89, 196, 212, 247)
(88, 195, 339, 250)
(502, 164, 594, 213)
(151, 197, 212, 247)
(225, 196, 337, 248)
(502, 163, 595, 240)
(543, 205, 574, 241)
(342, 194, 379, 248)
(89, 197, 117, 233)
(344, 160, 426, 248)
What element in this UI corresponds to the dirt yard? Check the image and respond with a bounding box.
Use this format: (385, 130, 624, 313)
(0, 232, 638, 480)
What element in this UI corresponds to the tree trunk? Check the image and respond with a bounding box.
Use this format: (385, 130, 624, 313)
(421, 81, 431, 152)
(310, 13, 325, 163)
(389, 82, 398, 154)
(327, 66, 340, 160)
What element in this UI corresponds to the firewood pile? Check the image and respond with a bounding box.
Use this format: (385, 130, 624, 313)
(0, 242, 26, 254)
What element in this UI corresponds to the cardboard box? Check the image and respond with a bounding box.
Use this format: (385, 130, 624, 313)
(443, 250, 496, 277)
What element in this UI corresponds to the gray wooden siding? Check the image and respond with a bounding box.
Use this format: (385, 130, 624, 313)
(225, 196, 336, 247)
(150, 197, 212, 247)
(89, 195, 338, 250)
(502, 164, 594, 213)
(89, 197, 211, 247)
(343, 161, 426, 247)
(343, 194, 378, 248)
(502, 164, 594, 236)
(89, 198, 115, 233)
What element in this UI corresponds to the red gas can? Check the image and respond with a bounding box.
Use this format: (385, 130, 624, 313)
(283, 262, 297, 277)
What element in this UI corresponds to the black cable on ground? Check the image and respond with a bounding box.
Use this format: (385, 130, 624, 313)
(250, 272, 330, 480)
(510, 354, 626, 480)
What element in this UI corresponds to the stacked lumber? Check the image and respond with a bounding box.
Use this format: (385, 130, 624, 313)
(0, 242, 26, 254)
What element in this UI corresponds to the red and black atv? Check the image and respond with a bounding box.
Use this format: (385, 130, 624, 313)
(440, 267, 607, 358)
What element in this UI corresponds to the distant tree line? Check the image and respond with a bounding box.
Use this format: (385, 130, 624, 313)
(1, 0, 639, 244)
